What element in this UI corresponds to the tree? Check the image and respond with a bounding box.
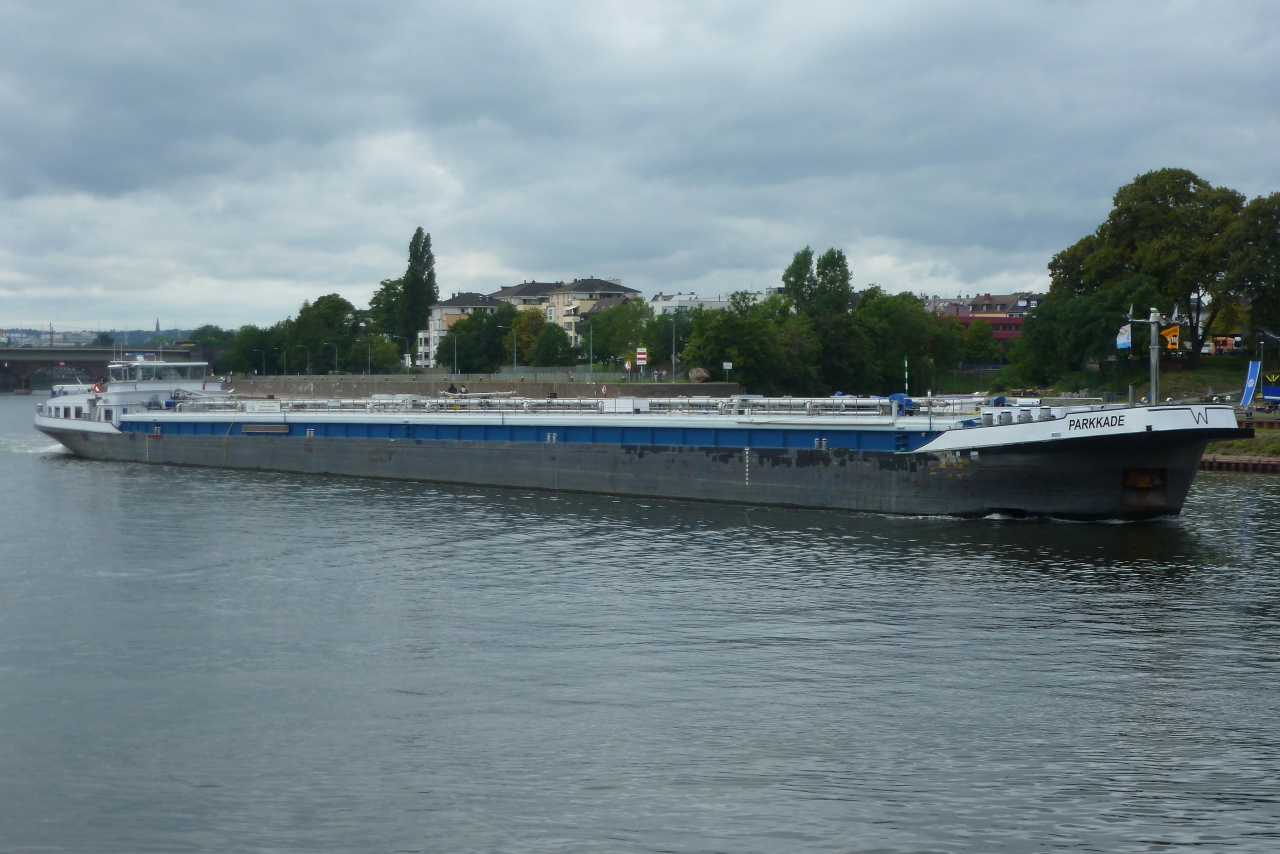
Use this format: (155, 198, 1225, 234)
(366, 227, 438, 342)
(853, 288, 938, 394)
(782, 246, 852, 317)
(928, 315, 966, 372)
(346, 334, 402, 374)
(368, 278, 402, 335)
(809, 311, 875, 394)
(434, 303, 519, 373)
(781, 247, 818, 313)
(813, 248, 853, 316)
(1047, 168, 1245, 366)
(502, 308, 545, 366)
(781, 245, 875, 392)
(531, 324, 574, 366)
(1223, 192, 1280, 335)
(1008, 274, 1170, 385)
(285, 294, 359, 373)
(91, 331, 114, 346)
(682, 292, 820, 395)
(398, 228, 437, 344)
(641, 310, 695, 372)
(187, 325, 235, 347)
(580, 297, 652, 362)
(962, 319, 999, 365)
(217, 322, 289, 375)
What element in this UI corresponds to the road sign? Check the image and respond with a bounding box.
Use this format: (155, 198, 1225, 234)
(722, 362, 732, 370)
(636, 348, 648, 365)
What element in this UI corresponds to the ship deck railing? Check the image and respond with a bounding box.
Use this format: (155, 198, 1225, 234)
(173, 394, 992, 419)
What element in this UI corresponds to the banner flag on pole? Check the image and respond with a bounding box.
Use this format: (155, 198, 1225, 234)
(1160, 325, 1180, 349)
(1115, 323, 1131, 349)
(1242, 360, 1261, 406)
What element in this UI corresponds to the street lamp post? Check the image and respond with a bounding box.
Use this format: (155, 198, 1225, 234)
(670, 315, 678, 384)
(253, 349, 267, 377)
(322, 342, 340, 375)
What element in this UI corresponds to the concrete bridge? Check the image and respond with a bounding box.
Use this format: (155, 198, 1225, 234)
(0, 347, 195, 390)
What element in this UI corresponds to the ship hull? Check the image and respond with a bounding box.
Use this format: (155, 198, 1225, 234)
(36, 423, 1235, 520)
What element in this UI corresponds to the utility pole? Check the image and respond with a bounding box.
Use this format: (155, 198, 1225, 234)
(589, 323, 594, 383)
(1149, 307, 1161, 404)
(904, 356, 909, 395)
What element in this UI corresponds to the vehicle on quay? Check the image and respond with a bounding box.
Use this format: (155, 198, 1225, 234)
(33, 357, 1249, 520)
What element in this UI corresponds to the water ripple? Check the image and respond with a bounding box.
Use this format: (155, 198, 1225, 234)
(2, 397, 1280, 852)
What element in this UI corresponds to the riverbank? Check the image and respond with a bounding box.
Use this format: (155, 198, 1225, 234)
(1201, 454, 1280, 473)
(228, 376, 743, 399)
(1020, 355, 1252, 403)
(1207, 433, 1280, 457)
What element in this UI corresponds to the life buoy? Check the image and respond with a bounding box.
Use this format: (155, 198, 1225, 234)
(91, 383, 105, 394)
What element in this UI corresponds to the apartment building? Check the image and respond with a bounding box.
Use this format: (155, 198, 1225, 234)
(538, 279, 638, 346)
(418, 279, 639, 366)
(648, 288, 787, 316)
(968, 293, 1044, 317)
(418, 292, 499, 368)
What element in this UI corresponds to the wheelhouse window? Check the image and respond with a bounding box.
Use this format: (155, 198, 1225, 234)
(109, 363, 207, 381)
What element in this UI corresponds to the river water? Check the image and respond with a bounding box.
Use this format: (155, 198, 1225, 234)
(2, 395, 1279, 853)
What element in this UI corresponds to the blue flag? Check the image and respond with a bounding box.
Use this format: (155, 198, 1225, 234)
(1242, 360, 1261, 406)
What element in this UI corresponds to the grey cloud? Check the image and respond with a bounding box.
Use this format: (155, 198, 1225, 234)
(2, 1, 1280, 328)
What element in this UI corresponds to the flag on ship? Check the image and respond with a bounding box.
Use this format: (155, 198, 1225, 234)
(1242, 360, 1261, 406)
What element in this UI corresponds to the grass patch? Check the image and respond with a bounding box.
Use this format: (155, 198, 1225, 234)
(1036, 359, 1250, 401)
(1206, 435, 1280, 457)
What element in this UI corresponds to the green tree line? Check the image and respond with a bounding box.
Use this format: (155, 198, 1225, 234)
(1007, 167, 1280, 386)
(679, 248, 999, 396)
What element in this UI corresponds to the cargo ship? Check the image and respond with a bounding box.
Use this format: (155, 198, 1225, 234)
(34, 357, 1250, 520)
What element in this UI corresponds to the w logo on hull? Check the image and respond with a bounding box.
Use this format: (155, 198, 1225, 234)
(1190, 408, 1210, 425)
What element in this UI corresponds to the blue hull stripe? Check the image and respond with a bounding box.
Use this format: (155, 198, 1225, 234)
(121, 420, 940, 452)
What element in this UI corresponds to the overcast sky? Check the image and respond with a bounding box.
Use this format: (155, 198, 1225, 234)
(2, 1, 1278, 330)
